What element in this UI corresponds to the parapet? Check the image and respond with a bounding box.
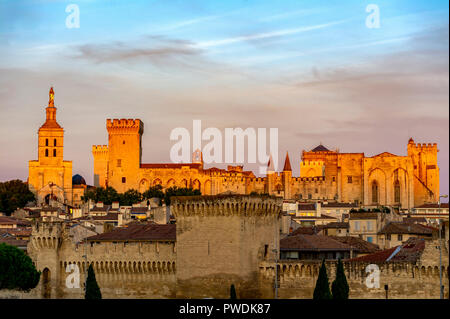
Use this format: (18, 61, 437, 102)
(300, 160, 324, 167)
(171, 194, 282, 218)
(92, 145, 109, 155)
(106, 118, 144, 134)
(408, 142, 438, 151)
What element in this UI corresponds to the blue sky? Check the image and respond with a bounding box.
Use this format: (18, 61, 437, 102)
(0, 0, 448, 198)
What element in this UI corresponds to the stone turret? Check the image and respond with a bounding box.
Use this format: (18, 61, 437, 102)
(172, 194, 282, 298)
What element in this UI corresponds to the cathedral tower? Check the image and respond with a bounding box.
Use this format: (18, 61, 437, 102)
(28, 88, 73, 206)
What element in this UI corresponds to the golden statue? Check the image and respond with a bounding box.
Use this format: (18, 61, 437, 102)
(49, 87, 54, 106)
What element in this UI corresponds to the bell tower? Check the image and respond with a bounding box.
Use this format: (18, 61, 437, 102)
(28, 87, 73, 206)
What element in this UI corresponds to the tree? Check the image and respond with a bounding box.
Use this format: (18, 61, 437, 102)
(313, 259, 332, 299)
(85, 264, 102, 299)
(81, 186, 119, 205)
(142, 185, 164, 204)
(119, 189, 142, 206)
(0, 243, 40, 291)
(230, 284, 237, 299)
(331, 258, 349, 299)
(0, 180, 35, 215)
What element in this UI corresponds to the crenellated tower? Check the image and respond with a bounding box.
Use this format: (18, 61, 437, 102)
(92, 145, 109, 187)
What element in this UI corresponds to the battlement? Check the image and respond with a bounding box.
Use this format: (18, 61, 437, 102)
(300, 160, 324, 167)
(172, 194, 282, 218)
(408, 142, 438, 150)
(92, 145, 109, 154)
(106, 118, 144, 134)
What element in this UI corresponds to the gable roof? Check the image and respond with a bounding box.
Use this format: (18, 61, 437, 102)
(311, 144, 329, 152)
(329, 236, 380, 253)
(86, 223, 176, 242)
(378, 222, 435, 235)
(280, 234, 351, 251)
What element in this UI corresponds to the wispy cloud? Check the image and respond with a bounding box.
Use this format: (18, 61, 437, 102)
(193, 20, 347, 48)
(259, 9, 317, 22)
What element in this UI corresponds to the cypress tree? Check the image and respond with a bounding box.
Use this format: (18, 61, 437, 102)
(85, 264, 102, 299)
(313, 259, 332, 299)
(230, 284, 237, 299)
(331, 258, 349, 299)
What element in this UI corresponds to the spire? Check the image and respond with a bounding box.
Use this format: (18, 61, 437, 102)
(267, 154, 275, 172)
(283, 152, 292, 171)
(40, 87, 62, 129)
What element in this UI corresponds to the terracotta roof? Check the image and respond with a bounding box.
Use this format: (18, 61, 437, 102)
(323, 222, 349, 229)
(403, 217, 427, 223)
(0, 217, 31, 226)
(414, 203, 449, 209)
(347, 238, 425, 263)
(0, 238, 28, 248)
(86, 223, 175, 242)
(311, 144, 330, 152)
(329, 236, 380, 253)
(130, 207, 149, 213)
(290, 226, 324, 236)
(349, 212, 379, 220)
(283, 152, 292, 171)
(281, 234, 351, 251)
(295, 214, 336, 220)
(321, 202, 358, 208)
(378, 222, 434, 235)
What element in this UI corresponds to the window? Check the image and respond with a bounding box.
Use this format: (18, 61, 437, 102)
(315, 188, 318, 194)
(394, 180, 400, 203)
(372, 181, 379, 204)
(53, 149, 56, 157)
(54, 139, 57, 146)
(367, 221, 373, 231)
(367, 236, 373, 243)
(264, 245, 268, 258)
(45, 139, 49, 146)
(398, 234, 403, 241)
(299, 194, 303, 199)
(45, 149, 49, 157)
(332, 176, 336, 182)
(308, 194, 312, 199)
(117, 159, 122, 167)
(122, 177, 126, 183)
(386, 234, 391, 240)
(123, 140, 125, 144)
(355, 221, 360, 231)
(347, 176, 352, 183)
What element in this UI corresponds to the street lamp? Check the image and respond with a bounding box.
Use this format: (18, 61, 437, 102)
(438, 194, 448, 299)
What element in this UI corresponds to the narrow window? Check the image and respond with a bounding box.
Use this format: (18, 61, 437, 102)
(117, 159, 122, 167)
(54, 139, 57, 146)
(394, 180, 400, 203)
(372, 181, 379, 204)
(347, 176, 352, 183)
(53, 149, 56, 157)
(398, 234, 403, 241)
(45, 149, 49, 157)
(122, 177, 126, 183)
(45, 139, 49, 146)
(264, 245, 268, 258)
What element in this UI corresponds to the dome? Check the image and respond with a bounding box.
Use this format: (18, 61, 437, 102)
(72, 174, 86, 185)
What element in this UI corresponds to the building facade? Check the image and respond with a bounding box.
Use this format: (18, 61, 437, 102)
(93, 118, 440, 209)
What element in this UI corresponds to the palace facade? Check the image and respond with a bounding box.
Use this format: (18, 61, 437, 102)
(92, 118, 440, 210)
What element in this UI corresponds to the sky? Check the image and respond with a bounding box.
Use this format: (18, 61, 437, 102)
(0, 0, 448, 199)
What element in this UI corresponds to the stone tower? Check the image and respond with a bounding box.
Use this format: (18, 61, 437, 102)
(407, 138, 439, 205)
(92, 145, 109, 187)
(27, 220, 66, 299)
(281, 152, 292, 199)
(105, 119, 144, 192)
(172, 194, 282, 298)
(28, 87, 73, 206)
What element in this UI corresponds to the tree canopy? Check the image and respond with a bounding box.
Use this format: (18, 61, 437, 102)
(313, 259, 332, 300)
(85, 264, 102, 299)
(331, 258, 349, 299)
(0, 180, 35, 215)
(0, 243, 41, 291)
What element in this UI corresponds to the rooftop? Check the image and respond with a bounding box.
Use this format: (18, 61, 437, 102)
(280, 234, 351, 251)
(86, 223, 175, 242)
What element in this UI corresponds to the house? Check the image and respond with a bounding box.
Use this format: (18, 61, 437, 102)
(320, 202, 359, 221)
(409, 203, 449, 225)
(280, 234, 353, 260)
(0, 216, 31, 229)
(377, 222, 436, 249)
(322, 222, 350, 237)
(349, 212, 386, 244)
(329, 235, 380, 257)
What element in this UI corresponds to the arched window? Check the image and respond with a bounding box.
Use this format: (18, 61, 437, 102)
(54, 139, 57, 146)
(45, 149, 49, 157)
(372, 181, 379, 204)
(394, 180, 400, 203)
(53, 149, 56, 157)
(45, 139, 49, 146)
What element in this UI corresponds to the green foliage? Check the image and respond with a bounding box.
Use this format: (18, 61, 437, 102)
(119, 189, 142, 206)
(0, 243, 40, 291)
(313, 259, 332, 300)
(164, 186, 201, 206)
(81, 186, 120, 205)
(331, 258, 349, 299)
(0, 180, 35, 215)
(230, 284, 237, 299)
(85, 264, 102, 299)
(142, 185, 164, 204)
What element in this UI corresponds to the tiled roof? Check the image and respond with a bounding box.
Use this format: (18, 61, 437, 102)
(329, 236, 380, 253)
(311, 144, 330, 152)
(323, 222, 349, 229)
(403, 217, 427, 223)
(0, 216, 31, 226)
(280, 234, 351, 251)
(414, 203, 449, 209)
(378, 222, 434, 235)
(347, 238, 425, 263)
(295, 214, 336, 220)
(0, 238, 29, 248)
(86, 223, 176, 242)
(298, 203, 316, 211)
(349, 212, 379, 220)
(130, 207, 149, 213)
(321, 202, 358, 208)
(290, 226, 323, 236)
